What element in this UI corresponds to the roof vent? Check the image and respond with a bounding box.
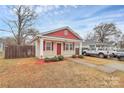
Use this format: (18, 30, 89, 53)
(64, 30, 68, 36)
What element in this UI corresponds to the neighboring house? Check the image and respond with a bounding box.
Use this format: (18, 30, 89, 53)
(0, 40, 5, 53)
(34, 26, 83, 59)
(82, 40, 117, 50)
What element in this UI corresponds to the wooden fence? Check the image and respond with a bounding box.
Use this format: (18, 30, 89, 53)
(5, 45, 35, 59)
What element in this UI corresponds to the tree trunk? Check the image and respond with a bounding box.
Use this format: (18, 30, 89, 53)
(17, 36, 21, 45)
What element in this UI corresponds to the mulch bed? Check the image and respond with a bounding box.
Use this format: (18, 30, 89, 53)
(36, 59, 64, 64)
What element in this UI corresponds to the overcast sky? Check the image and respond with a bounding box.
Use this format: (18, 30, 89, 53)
(0, 5, 124, 39)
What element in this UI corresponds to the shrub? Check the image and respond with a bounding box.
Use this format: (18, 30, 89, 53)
(44, 56, 64, 62)
(51, 56, 59, 62)
(72, 55, 77, 58)
(58, 55, 64, 61)
(44, 57, 51, 62)
(78, 55, 84, 58)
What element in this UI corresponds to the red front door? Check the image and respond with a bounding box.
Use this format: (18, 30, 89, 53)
(57, 43, 61, 55)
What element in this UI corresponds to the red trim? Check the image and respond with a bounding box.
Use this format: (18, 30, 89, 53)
(43, 40, 45, 51)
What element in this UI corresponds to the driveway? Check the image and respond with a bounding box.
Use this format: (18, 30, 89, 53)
(104, 63, 124, 72)
(67, 58, 124, 73)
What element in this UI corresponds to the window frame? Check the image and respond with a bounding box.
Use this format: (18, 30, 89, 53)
(46, 41, 52, 51)
(70, 43, 73, 50)
(65, 42, 73, 51)
(65, 43, 69, 50)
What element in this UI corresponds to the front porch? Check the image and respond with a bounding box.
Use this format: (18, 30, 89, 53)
(35, 36, 82, 59)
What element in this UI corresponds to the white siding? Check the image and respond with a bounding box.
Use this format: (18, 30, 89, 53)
(43, 42, 75, 58)
(35, 39, 43, 59)
(0, 43, 4, 52)
(35, 38, 82, 58)
(62, 50, 75, 57)
(43, 42, 57, 58)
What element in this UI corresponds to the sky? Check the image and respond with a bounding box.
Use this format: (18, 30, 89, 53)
(0, 5, 124, 39)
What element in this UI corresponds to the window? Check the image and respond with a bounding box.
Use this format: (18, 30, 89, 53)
(65, 43, 69, 50)
(65, 43, 73, 51)
(90, 45, 95, 48)
(70, 43, 73, 50)
(46, 42, 52, 51)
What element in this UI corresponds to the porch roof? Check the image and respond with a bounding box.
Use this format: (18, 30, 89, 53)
(40, 36, 82, 42)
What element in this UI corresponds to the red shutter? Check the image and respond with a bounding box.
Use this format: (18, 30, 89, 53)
(73, 42, 74, 50)
(52, 42, 54, 51)
(63, 42, 65, 50)
(43, 40, 45, 51)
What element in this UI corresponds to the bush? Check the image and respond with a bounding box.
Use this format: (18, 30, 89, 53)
(78, 55, 84, 58)
(44, 56, 64, 62)
(44, 57, 51, 62)
(72, 55, 77, 58)
(58, 55, 64, 61)
(51, 56, 59, 62)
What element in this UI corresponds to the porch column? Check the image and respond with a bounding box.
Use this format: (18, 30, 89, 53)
(35, 40, 38, 57)
(79, 41, 82, 55)
(39, 38, 44, 59)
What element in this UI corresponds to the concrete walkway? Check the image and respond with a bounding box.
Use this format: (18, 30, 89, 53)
(67, 58, 117, 73)
(104, 63, 124, 72)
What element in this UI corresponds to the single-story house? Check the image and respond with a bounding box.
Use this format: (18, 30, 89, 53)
(34, 26, 83, 59)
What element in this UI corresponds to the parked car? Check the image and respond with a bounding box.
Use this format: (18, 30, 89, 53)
(82, 48, 116, 58)
(115, 49, 124, 60)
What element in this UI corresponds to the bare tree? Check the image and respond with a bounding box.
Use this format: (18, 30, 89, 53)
(118, 34, 124, 48)
(4, 37, 17, 45)
(0, 5, 38, 45)
(93, 23, 121, 43)
(84, 31, 97, 42)
(22, 28, 40, 45)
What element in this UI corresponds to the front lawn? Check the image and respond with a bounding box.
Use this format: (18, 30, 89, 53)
(0, 57, 124, 87)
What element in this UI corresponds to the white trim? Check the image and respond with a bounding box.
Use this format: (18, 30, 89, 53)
(65, 42, 73, 51)
(45, 41, 53, 51)
(42, 36, 82, 42)
(65, 43, 69, 51)
(40, 38, 43, 58)
(35, 38, 43, 59)
(41, 26, 69, 35)
(70, 43, 73, 50)
(56, 42, 62, 44)
(79, 42, 82, 55)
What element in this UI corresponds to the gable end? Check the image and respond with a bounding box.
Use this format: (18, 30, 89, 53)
(42, 27, 82, 40)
